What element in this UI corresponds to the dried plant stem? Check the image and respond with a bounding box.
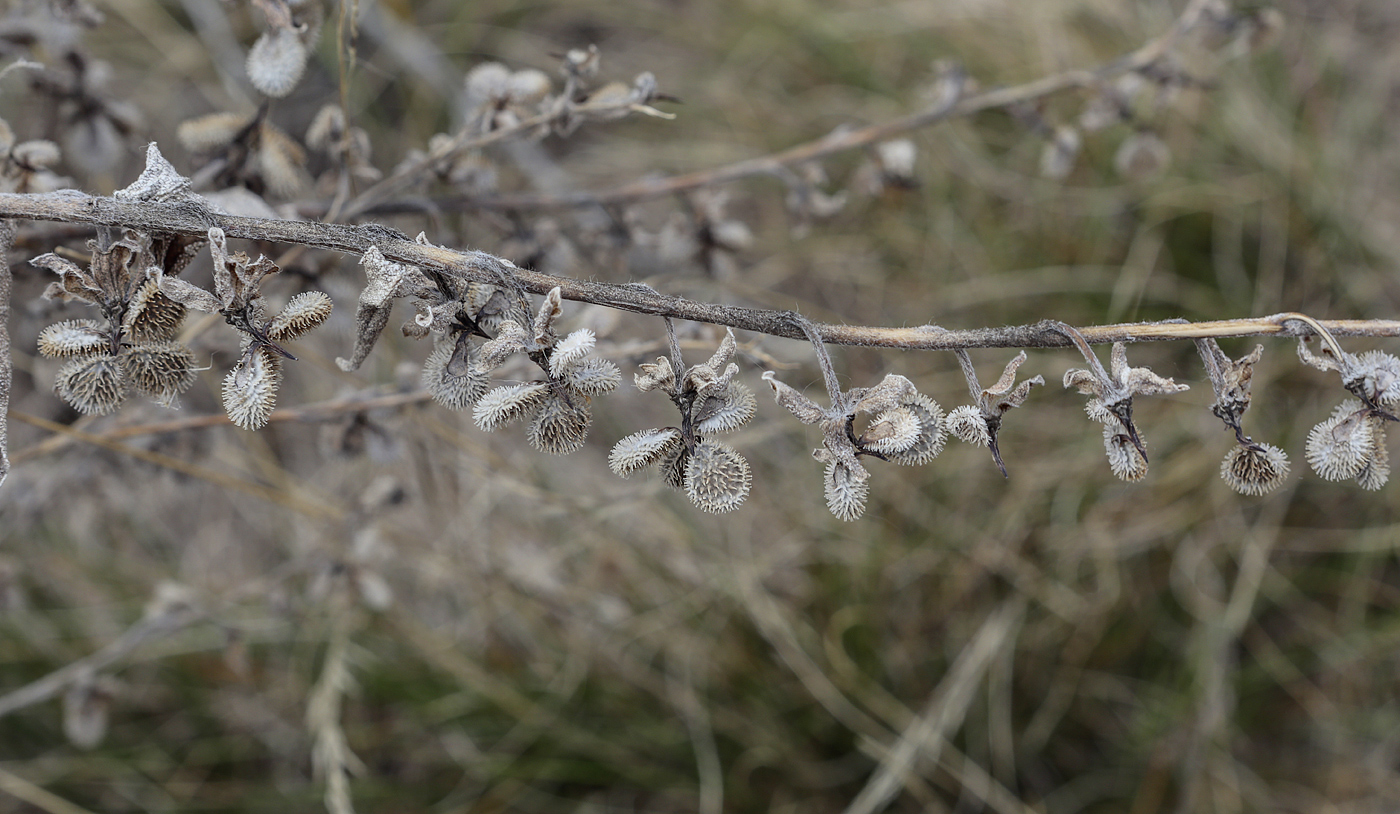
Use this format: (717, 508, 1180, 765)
(0, 218, 12, 488)
(0, 766, 97, 814)
(0, 601, 198, 719)
(335, 0, 1217, 215)
(8, 410, 345, 519)
(1, 192, 1396, 352)
(308, 610, 361, 814)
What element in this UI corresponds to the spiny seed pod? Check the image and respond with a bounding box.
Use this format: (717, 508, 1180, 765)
(886, 393, 946, 466)
(421, 341, 487, 411)
(609, 427, 683, 478)
(123, 277, 187, 342)
(684, 440, 752, 513)
(37, 319, 108, 358)
(55, 355, 129, 415)
(247, 26, 309, 99)
(1220, 443, 1290, 496)
(121, 342, 198, 404)
(659, 442, 689, 490)
(945, 404, 990, 446)
(548, 329, 595, 376)
(267, 291, 333, 342)
(1103, 422, 1148, 482)
(861, 407, 921, 455)
(474, 383, 550, 432)
(560, 357, 622, 397)
(693, 382, 757, 435)
(527, 392, 591, 455)
(223, 344, 283, 430)
(1357, 439, 1390, 491)
(824, 460, 870, 522)
(177, 112, 248, 153)
(1305, 401, 1375, 482)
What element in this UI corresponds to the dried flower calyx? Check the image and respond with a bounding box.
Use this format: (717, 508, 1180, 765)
(158, 227, 331, 429)
(1196, 338, 1289, 495)
(1058, 323, 1188, 481)
(609, 324, 756, 513)
(1291, 316, 1398, 489)
(472, 287, 620, 454)
(763, 314, 945, 521)
(36, 230, 200, 413)
(946, 349, 1043, 477)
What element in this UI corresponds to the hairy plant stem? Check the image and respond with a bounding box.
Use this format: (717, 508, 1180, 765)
(0, 219, 13, 488)
(1, 192, 1397, 353)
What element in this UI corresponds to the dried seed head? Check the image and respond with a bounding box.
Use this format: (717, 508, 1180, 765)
(1114, 131, 1170, 180)
(247, 26, 309, 98)
(694, 382, 757, 435)
(177, 112, 248, 153)
(121, 341, 198, 405)
(306, 104, 346, 152)
(37, 319, 108, 358)
(464, 62, 512, 107)
(1103, 421, 1148, 482)
(634, 357, 675, 393)
(422, 341, 488, 411)
(945, 404, 990, 447)
(561, 357, 622, 397)
(886, 392, 946, 466)
(256, 124, 308, 198)
(507, 69, 552, 105)
(527, 392, 591, 455)
(1221, 443, 1290, 496)
(267, 290, 333, 342)
(473, 382, 550, 432)
(63, 675, 113, 750)
(123, 275, 188, 342)
(1084, 397, 1113, 424)
(1356, 434, 1390, 491)
(55, 355, 129, 415)
(222, 344, 283, 430)
(549, 328, 596, 376)
(824, 460, 870, 522)
(1351, 349, 1400, 406)
(684, 440, 752, 513)
(609, 427, 683, 478)
(860, 407, 920, 455)
(12, 139, 60, 169)
(1306, 401, 1376, 481)
(659, 441, 690, 490)
(1040, 126, 1081, 180)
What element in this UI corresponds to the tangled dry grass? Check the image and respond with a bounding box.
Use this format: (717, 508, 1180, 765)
(3, 0, 1400, 812)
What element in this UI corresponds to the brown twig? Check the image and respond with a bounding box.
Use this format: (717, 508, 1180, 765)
(1, 192, 1397, 351)
(0, 218, 12, 488)
(315, 0, 1217, 216)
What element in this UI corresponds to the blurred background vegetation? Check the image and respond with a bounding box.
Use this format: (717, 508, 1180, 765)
(2, 0, 1400, 811)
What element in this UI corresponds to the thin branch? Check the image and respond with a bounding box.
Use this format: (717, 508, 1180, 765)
(0, 218, 12, 488)
(320, 0, 1217, 216)
(1, 192, 1396, 351)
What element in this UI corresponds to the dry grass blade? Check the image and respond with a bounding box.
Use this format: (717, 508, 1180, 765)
(842, 600, 1025, 814)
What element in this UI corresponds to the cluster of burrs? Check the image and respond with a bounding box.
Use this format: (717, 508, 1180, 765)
(762, 316, 946, 521)
(35, 230, 203, 414)
(158, 227, 332, 429)
(1058, 322, 1190, 482)
(609, 323, 757, 513)
(1294, 316, 1400, 489)
(471, 287, 622, 454)
(1196, 337, 1290, 495)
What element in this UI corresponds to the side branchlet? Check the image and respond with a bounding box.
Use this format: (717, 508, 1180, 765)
(608, 321, 756, 513)
(762, 313, 945, 521)
(1056, 322, 1188, 481)
(946, 349, 1044, 478)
